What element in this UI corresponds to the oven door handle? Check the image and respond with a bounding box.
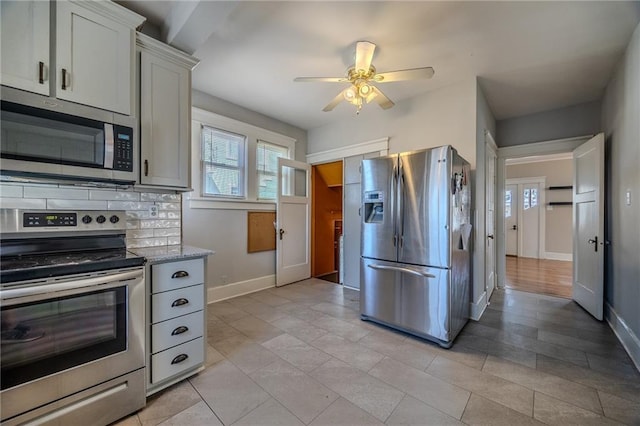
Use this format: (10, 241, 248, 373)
(0, 269, 143, 305)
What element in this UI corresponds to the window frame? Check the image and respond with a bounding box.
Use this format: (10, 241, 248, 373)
(200, 125, 247, 199)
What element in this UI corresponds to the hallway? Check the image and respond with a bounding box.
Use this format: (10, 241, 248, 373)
(505, 256, 572, 298)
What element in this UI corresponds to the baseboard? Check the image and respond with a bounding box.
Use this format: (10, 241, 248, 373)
(545, 252, 573, 261)
(470, 291, 488, 321)
(605, 302, 640, 373)
(207, 275, 275, 304)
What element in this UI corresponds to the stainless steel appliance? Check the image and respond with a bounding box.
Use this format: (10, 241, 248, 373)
(0, 209, 146, 425)
(360, 145, 472, 348)
(0, 86, 137, 184)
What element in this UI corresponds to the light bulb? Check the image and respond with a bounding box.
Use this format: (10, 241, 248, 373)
(359, 83, 372, 97)
(343, 87, 357, 102)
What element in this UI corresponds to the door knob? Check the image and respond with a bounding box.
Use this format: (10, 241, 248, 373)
(511, 225, 517, 230)
(279, 228, 285, 240)
(487, 234, 494, 240)
(588, 236, 598, 252)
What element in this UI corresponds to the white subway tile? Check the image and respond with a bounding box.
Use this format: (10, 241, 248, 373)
(158, 211, 181, 219)
(0, 184, 24, 198)
(46, 199, 107, 210)
(127, 237, 168, 248)
(24, 186, 89, 200)
(153, 228, 181, 237)
(140, 192, 180, 202)
(126, 220, 140, 229)
(139, 219, 180, 229)
(90, 190, 140, 201)
(0, 198, 47, 209)
(167, 237, 181, 245)
(127, 229, 154, 239)
(107, 201, 155, 211)
(157, 202, 180, 210)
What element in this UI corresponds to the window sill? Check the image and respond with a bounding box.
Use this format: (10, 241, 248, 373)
(188, 197, 276, 211)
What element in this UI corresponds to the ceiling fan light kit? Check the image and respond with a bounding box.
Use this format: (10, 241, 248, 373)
(294, 41, 434, 114)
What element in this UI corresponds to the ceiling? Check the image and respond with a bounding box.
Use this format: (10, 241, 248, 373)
(118, 1, 640, 131)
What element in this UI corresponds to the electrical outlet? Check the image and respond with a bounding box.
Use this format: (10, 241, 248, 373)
(149, 205, 158, 217)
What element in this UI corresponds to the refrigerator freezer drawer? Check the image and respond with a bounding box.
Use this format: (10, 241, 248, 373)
(360, 258, 452, 346)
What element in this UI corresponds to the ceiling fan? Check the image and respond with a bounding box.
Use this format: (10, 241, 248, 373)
(294, 41, 434, 114)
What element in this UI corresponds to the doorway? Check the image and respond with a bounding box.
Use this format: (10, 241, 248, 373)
(498, 145, 582, 299)
(311, 161, 343, 283)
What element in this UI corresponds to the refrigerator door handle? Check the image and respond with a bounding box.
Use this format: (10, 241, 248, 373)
(399, 166, 406, 247)
(391, 161, 398, 247)
(367, 263, 436, 278)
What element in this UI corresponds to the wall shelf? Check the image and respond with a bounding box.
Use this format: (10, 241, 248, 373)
(548, 186, 573, 190)
(548, 202, 572, 206)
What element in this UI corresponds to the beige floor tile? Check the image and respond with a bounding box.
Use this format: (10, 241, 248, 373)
(270, 315, 329, 343)
(229, 315, 285, 343)
(137, 381, 202, 426)
(205, 344, 225, 367)
(598, 390, 640, 425)
(426, 356, 534, 416)
(262, 333, 332, 371)
(309, 397, 384, 426)
(538, 330, 633, 363)
(496, 329, 589, 367)
(385, 395, 463, 425)
(461, 394, 543, 425)
(311, 333, 384, 371)
(482, 355, 602, 414)
(213, 334, 280, 374)
(310, 358, 404, 422)
(249, 359, 338, 424)
(207, 322, 245, 344)
(369, 357, 470, 419)
(358, 331, 436, 371)
(310, 302, 360, 320)
(232, 398, 304, 426)
(586, 352, 640, 380)
(158, 401, 222, 426)
(112, 414, 141, 426)
(276, 304, 329, 322)
(533, 392, 623, 425)
(248, 292, 292, 307)
(313, 315, 371, 342)
(189, 360, 270, 425)
(210, 301, 250, 322)
(239, 300, 290, 323)
(405, 336, 489, 370)
(456, 333, 538, 368)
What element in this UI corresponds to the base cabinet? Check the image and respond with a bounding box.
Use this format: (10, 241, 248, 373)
(146, 257, 207, 396)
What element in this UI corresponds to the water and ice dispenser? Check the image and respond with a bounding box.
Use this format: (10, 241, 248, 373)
(363, 191, 384, 223)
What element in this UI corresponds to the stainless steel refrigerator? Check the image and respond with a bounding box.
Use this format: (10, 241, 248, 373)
(360, 145, 472, 348)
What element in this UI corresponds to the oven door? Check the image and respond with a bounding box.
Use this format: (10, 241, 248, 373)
(0, 267, 145, 423)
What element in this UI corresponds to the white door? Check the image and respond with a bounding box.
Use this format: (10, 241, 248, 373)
(485, 144, 497, 299)
(505, 184, 518, 256)
(276, 158, 311, 286)
(572, 133, 605, 320)
(520, 182, 541, 258)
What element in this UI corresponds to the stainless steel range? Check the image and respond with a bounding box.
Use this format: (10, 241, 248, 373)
(0, 209, 146, 426)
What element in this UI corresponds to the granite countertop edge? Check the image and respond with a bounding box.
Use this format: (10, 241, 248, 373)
(129, 245, 214, 264)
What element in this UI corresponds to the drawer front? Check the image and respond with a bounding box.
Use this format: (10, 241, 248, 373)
(152, 258, 204, 293)
(152, 284, 204, 323)
(151, 311, 204, 354)
(151, 337, 204, 384)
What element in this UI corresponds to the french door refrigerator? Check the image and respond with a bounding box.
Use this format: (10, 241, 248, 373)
(360, 145, 472, 348)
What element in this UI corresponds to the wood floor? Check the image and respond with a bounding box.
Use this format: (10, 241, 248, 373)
(505, 256, 573, 298)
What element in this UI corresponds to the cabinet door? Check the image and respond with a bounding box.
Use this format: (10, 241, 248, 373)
(0, 1, 50, 95)
(139, 51, 190, 188)
(55, 1, 133, 114)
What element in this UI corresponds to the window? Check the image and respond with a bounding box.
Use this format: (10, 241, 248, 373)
(201, 126, 246, 198)
(523, 189, 530, 210)
(257, 140, 289, 200)
(505, 190, 512, 218)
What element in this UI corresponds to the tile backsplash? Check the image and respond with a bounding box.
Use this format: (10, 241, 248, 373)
(0, 182, 182, 248)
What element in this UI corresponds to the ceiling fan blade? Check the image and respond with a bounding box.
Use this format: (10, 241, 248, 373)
(322, 88, 348, 112)
(374, 67, 434, 83)
(355, 41, 376, 73)
(294, 76, 348, 83)
(371, 86, 395, 110)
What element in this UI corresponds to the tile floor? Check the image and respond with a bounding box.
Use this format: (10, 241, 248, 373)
(116, 279, 640, 425)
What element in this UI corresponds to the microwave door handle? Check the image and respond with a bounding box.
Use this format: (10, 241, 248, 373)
(104, 124, 115, 169)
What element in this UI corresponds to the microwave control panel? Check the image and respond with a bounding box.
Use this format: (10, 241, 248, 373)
(113, 125, 134, 172)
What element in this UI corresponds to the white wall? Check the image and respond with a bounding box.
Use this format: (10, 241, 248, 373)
(601, 22, 640, 369)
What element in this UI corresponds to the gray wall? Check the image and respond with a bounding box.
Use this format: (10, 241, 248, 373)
(507, 159, 573, 255)
(601, 22, 640, 361)
(496, 101, 601, 147)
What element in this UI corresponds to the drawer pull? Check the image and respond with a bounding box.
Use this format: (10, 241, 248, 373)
(172, 270, 189, 279)
(171, 353, 189, 365)
(171, 298, 189, 307)
(171, 326, 189, 336)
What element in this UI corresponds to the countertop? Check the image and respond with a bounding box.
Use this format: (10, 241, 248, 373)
(129, 245, 214, 264)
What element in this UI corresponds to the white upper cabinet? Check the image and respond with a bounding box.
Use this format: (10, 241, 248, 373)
(137, 33, 199, 189)
(1, 1, 50, 95)
(56, 1, 144, 115)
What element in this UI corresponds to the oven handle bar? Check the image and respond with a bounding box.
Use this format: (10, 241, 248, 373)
(1, 269, 143, 304)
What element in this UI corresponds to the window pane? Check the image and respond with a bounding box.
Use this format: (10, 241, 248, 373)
(531, 188, 538, 207)
(523, 189, 530, 210)
(505, 190, 512, 218)
(257, 140, 289, 200)
(201, 126, 245, 197)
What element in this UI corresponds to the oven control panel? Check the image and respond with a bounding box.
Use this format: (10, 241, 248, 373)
(24, 212, 77, 227)
(0, 210, 128, 233)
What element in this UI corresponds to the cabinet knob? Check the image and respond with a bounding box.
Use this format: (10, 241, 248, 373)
(171, 326, 189, 336)
(171, 270, 189, 279)
(61, 68, 69, 90)
(171, 298, 189, 307)
(144, 159, 149, 176)
(171, 354, 189, 365)
(38, 61, 45, 84)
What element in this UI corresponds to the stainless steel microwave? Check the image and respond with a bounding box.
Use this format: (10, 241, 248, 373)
(0, 87, 137, 184)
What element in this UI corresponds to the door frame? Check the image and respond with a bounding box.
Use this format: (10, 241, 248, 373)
(485, 133, 498, 300)
(496, 135, 592, 288)
(505, 177, 546, 259)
